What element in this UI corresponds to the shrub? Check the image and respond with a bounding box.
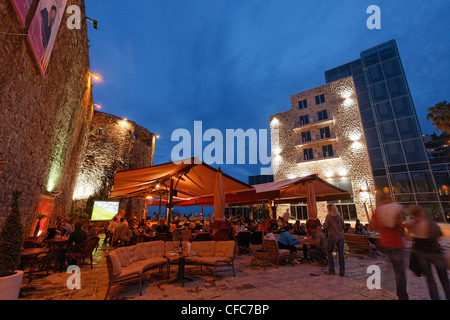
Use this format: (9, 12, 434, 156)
(0, 190, 25, 277)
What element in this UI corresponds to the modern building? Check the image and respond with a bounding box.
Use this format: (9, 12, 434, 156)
(270, 77, 375, 223)
(324, 39, 445, 222)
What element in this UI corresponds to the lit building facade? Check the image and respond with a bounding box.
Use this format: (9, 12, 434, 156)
(270, 77, 375, 223)
(325, 40, 446, 222)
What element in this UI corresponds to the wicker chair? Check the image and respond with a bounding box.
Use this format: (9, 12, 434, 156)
(129, 234, 148, 246)
(263, 239, 294, 268)
(65, 236, 100, 268)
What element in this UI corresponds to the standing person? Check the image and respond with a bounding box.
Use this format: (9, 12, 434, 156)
(308, 225, 327, 266)
(323, 204, 346, 276)
(371, 198, 409, 300)
(404, 205, 450, 300)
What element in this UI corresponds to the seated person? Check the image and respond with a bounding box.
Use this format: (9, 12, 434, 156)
(60, 222, 88, 269)
(277, 225, 299, 254)
(308, 225, 327, 266)
(121, 219, 140, 244)
(155, 217, 169, 234)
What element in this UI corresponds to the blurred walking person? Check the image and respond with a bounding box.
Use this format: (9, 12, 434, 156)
(372, 197, 409, 300)
(405, 205, 450, 300)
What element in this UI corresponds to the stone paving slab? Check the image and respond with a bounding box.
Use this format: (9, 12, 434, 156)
(18, 237, 450, 301)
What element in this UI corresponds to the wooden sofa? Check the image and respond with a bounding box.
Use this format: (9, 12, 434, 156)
(105, 240, 169, 299)
(165, 240, 236, 279)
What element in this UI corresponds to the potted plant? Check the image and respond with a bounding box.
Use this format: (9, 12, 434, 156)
(0, 190, 25, 300)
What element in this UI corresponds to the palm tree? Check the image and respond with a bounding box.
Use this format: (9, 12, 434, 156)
(426, 101, 450, 134)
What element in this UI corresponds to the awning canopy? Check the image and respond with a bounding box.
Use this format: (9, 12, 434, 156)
(108, 158, 256, 202)
(144, 174, 351, 207)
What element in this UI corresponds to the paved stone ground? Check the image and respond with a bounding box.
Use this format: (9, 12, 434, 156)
(19, 236, 450, 301)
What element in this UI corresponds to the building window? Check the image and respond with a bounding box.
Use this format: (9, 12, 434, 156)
(315, 94, 326, 105)
(290, 205, 309, 220)
(299, 115, 310, 125)
(298, 99, 308, 110)
(98, 129, 103, 135)
(317, 110, 328, 121)
(322, 144, 334, 158)
(303, 148, 314, 160)
(320, 127, 331, 139)
(335, 204, 358, 221)
(301, 131, 312, 142)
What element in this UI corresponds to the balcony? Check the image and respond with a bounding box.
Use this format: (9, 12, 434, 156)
(293, 116, 334, 131)
(296, 151, 340, 164)
(295, 133, 338, 148)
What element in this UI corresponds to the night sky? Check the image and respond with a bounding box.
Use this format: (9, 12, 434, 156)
(84, 1, 450, 214)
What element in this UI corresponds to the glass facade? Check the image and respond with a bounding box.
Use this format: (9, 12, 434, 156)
(325, 40, 445, 222)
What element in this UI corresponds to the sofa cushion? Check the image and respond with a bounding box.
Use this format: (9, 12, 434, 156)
(115, 247, 131, 267)
(214, 241, 235, 259)
(140, 257, 168, 272)
(151, 241, 166, 258)
(127, 245, 139, 263)
(108, 252, 122, 277)
(136, 242, 152, 260)
(278, 249, 291, 255)
(191, 241, 215, 257)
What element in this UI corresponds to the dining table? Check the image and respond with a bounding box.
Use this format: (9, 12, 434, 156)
(20, 247, 49, 281)
(44, 238, 68, 272)
(294, 236, 315, 264)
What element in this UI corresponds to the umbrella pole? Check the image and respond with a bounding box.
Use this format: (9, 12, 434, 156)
(167, 178, 174, 224)
(158, 196, 162, 221)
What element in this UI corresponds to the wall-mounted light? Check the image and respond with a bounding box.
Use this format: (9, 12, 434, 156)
(155, 134, 160, 139)
(94, 103, 101, 109)
(86, 17, 99, 30)
(270, 118, 280, 125)
(90, 73, 101, 81)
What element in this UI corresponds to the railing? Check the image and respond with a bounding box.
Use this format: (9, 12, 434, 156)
(295, 133, 337, 147)
(296, 151, 340, 164)
(293, 116, 334, 129)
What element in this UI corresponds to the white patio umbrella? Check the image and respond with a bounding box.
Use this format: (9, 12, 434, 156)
(213, 169, 225, 219)
(307, 182, 318, 219)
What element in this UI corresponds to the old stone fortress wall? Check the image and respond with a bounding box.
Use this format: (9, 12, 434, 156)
(0, 0, 155, 235)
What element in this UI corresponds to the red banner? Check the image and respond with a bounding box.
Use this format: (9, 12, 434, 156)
(31, 194, 55, 237)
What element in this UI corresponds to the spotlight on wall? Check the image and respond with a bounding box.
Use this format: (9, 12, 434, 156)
(155, 134, 160, 139)
(94, 103, 101, 109)
(90, 73, 101, 81)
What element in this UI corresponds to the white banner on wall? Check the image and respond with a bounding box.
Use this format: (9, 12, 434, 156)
(27, 0, 68, 76)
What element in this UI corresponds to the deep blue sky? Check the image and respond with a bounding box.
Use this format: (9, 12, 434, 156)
(85, 0, 450, 199)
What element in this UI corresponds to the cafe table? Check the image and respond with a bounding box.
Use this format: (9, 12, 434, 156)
(166, 251, 194, 287)
(45, 238, 68, 272)
(294, 236, 315, 264)
(20, 247, 49, 281)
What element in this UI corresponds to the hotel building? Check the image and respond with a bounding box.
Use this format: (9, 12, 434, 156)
(270, 77, 375, 223)
(270, 40, 446, 223)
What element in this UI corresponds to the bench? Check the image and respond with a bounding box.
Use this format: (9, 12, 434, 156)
(165, 240, 236, 279)
(105, 240, 169, 299)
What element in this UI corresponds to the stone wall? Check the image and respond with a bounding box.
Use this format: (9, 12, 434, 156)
(72, 111, 156, 221)
(0, 0, 93, 234)
(270, 77, 375, 223)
